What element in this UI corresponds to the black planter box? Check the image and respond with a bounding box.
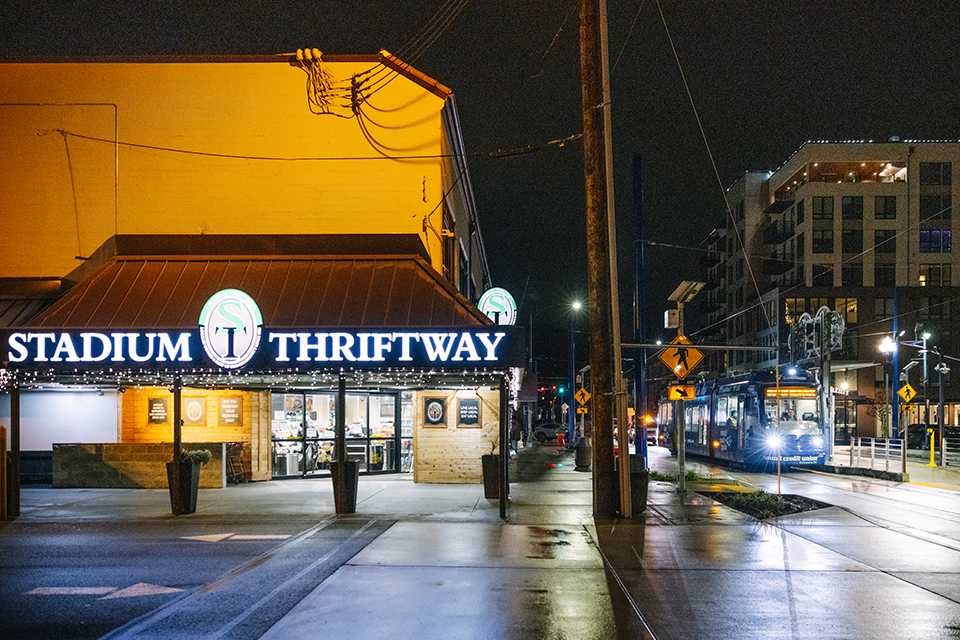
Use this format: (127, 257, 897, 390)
(330, 460, 360, 514)
(166, 461, 200, 515)
(481, 454, 500, 499)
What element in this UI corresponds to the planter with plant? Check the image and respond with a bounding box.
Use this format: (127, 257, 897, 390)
(330, 448, 359, 515)
(166, 448, 211, 515)
(481, 435, 500, 499)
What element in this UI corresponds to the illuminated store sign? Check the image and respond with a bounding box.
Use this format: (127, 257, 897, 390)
(4, 329, 522, 369)
(477, 287, 517, 326)
(3, 288, 525, 370)
(6, 332, 193, 363)
(198, 289, 263, 369)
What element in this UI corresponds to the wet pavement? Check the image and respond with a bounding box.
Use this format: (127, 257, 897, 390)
(4, 445, 960, 639)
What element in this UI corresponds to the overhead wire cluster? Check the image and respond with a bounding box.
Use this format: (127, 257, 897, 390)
(294, 48, 350, 117)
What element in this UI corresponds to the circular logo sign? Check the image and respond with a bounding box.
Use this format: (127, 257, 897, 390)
(477, 287, 517, 325)
(198, 289, 263, 369)
(185, 399, 204, 422)
(426, 401, 444, 422)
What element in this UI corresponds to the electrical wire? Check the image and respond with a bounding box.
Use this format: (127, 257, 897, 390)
(397, 0, 469, 64)
(51, 128, 479, 162)
(655, 0, 771, 337)
(58, 130, 83, 259)
(530, 3, 576, 79)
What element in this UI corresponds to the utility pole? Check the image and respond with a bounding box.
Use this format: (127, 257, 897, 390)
(579, 0, 617, 517)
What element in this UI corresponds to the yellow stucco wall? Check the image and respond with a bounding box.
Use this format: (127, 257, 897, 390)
(0, 58, 448, 278)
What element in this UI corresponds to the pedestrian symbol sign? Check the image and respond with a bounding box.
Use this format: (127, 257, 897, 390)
(575, 389, 591, 405)
(658, 334, 703, 379)
(898, 384, 916, 404)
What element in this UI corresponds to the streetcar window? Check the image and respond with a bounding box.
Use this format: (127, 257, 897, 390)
(762, 396, 822, 435)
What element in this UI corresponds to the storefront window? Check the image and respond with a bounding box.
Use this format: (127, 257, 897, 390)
(271, 391, 402, 478)
(368, 395, 396, 472)
(401, 391, 414, 472)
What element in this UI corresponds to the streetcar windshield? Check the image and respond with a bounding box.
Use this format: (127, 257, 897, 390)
(762, 396, 821, 435)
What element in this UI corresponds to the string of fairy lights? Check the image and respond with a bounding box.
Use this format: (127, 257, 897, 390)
(0, 365, 519, 395)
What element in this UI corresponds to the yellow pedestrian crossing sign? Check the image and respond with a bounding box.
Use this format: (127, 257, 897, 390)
(575, 388, 591, 405)
(658, 334, 704, 379)
(898, 384, 916, 404)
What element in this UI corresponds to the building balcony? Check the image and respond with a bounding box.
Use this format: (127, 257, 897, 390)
(764, 256, 794, 275)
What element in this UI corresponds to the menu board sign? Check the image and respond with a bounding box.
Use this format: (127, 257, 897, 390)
(147, 397, 169, 425)
(458, 398, 480, 428)
(220, 397, 243, 425)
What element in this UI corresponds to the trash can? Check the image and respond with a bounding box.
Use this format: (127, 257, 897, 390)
(574, 438, 592, 471)
(629, 455, 649, 514)
(556, 433, 565, 446)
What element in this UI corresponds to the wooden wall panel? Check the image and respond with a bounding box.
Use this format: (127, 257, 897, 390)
(119, 386, 259, 480)
(413, 388, 499, 484)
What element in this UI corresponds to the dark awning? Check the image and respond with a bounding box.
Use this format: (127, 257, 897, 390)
(0, 278, 64, 328)
(28, 255, 492, 329)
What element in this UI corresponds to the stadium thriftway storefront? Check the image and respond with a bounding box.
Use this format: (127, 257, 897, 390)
(1, 248, 525, 514)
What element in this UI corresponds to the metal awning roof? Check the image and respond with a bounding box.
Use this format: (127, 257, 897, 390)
(28, 255, 491, 329)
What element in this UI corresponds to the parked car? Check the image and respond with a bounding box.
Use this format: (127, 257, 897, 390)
(905, 424, 960, 449)
(531, 421, 567, 444)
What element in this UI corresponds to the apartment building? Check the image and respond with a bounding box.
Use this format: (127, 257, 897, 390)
(699, 140, 957, 438)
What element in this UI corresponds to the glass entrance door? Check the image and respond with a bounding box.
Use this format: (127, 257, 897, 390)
(368, 395, 396, 473)
(304, 393, 336, 477)
(270, 390, 400, 478)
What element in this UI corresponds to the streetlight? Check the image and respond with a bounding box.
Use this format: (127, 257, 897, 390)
(879, 336, 896, 440)
(569, 300, 583, 448)
(936, 357, 951, 466)
(918, 325, 932, 463)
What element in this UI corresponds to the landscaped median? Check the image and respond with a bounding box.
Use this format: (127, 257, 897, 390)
(648, 470, 832, 520)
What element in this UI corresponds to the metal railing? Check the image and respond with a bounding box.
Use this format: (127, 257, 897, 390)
(843, 438, 905, 473)
(942, 438, 960, 467)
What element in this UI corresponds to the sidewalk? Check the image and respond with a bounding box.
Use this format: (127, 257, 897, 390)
(261, 443, 621, 639)
(14, 443, 960, 639)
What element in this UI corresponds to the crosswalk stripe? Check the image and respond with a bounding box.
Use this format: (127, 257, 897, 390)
(99, 583, 184, 599)
(27, 587, 117, 595)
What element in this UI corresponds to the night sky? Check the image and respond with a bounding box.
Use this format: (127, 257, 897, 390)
(2, 1, 958, 378)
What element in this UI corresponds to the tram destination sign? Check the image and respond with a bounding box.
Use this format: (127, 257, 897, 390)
(1, 327, 527, 372)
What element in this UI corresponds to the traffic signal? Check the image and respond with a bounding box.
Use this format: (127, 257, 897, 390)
(558, 386, 565, 394)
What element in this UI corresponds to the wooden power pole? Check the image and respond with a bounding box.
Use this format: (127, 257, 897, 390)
(579, 0, 617, 518)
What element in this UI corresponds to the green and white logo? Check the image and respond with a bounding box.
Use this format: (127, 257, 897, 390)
(477, 287, 517, 326)
(199, 289, 263, 369)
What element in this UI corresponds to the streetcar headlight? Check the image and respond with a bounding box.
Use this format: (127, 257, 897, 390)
(766, 434, 783, 449)
(813, 437, 824, 448)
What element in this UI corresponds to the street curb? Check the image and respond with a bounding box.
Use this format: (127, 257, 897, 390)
(808, 463, 905, 483)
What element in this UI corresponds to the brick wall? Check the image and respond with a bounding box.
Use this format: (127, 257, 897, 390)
(52, 442, 226, 488)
